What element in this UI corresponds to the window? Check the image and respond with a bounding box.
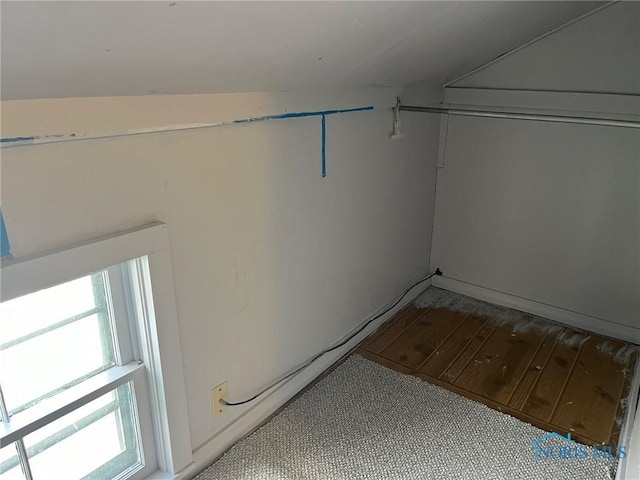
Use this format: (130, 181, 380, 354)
(0, 223, 192, 480)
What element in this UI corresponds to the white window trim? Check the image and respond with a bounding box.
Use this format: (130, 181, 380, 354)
(0, 222, 192, 478)
(1, 362, 143, 447)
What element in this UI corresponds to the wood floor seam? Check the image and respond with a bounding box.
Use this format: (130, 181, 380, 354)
(548, 342, 585, 423)
(414, 312, 471, 372)
(505, 332, 549, 406)
(518, 337, 559, 411)
(376, 307, 432, 354)
(448, 323, 499, 384)
(435, 316, 489, 380)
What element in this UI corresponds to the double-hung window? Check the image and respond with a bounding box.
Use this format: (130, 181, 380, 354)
(0, 223, 191, 480)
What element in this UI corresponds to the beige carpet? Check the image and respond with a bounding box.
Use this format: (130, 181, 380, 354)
(194, 355, 618, 480)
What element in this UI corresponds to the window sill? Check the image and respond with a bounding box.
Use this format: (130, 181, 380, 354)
(145, 470, 180, 480)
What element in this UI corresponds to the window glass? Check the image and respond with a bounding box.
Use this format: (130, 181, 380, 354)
(0, 273, 115, 414)
(1, 276, 96, 343)
(24, 382, 141, 480)
(0, 443, 24, 480)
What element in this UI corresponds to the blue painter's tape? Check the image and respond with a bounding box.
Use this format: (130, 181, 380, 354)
(233, 106, 373, 125)
(1, 106, 374, 177)
(321, 115, 326, 178)
(0, 136, 36, 143)
(1, 107, 374, 147)
(0, 209, 10, 258)
(232, 106, 373, 178)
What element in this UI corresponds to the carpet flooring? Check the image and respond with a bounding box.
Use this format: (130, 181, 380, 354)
(194, 355, 618, 480)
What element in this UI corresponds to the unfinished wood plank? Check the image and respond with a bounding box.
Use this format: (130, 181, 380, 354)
(608, 353, 638, 447)
(440, 321, 497, 383)
(551, 337, 633, 446)
(362, 304, 428, 354)
(521, 332, 583, 423)
(419, 313, 489, 378)
(358, 289, 637, 449)
(361, 303, 421, 350)
(379, 307, 468, 370)
(355, 350, 599, 448)
(453, 316, 545, 405)
(508, 334, 556, 409)
(357, 349, 418, 377)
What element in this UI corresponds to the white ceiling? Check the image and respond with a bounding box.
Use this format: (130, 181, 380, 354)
(1, 1, 604, 100)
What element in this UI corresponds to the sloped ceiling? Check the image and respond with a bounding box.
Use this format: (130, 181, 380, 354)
(1, 1, 604, 100)
(451, 1, 639, 95)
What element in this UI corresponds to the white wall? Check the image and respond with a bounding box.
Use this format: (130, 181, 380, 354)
(430, 2, 640, 342)
(452, 2, 639, 95)
(0, 88, 441, 468)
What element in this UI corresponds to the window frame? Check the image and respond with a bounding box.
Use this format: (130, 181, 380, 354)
(0, 222, 192, 479)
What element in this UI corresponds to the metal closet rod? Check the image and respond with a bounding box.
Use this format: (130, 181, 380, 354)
(399, 105, 640, 129)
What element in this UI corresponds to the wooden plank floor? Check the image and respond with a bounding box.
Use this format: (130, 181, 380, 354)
(357, 294, 639, 448)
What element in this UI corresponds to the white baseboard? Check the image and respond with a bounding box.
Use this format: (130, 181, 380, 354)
(175, 280, 430, 480)
(431, 276, 640, 345)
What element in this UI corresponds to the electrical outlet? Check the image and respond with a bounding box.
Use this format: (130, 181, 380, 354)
(212, 382, 227, 417)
